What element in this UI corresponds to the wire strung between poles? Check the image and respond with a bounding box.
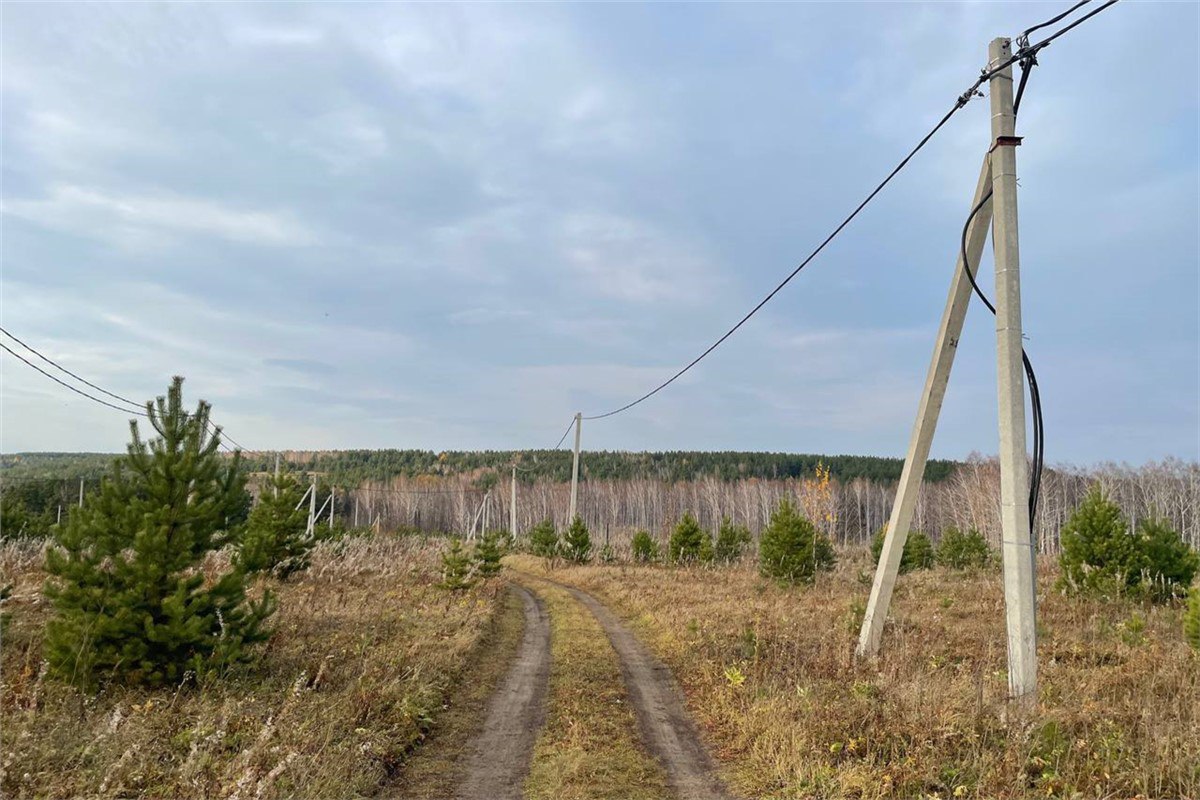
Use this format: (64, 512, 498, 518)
(576, 0, 1120, 423)
(1, 325, 253, 453)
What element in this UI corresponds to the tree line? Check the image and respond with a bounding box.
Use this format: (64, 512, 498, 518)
(4, 448, 956, 487)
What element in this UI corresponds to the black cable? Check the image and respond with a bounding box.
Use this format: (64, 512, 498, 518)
(554, 418, 576, 449)
(0, 326, 249, 452)
(580, 0, 1120, 423)
(0, 341, 149, 418)
(1019, 0, 1092, 45)
(584, 99, 972, 420)
(0, 326, 143, 411)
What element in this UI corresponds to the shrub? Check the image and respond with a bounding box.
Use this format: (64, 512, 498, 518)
(759, 499, 836, 585)
(935, 527, 993, 569)
(1056, 487, 1198, 601)
(529, 519, 558, 559)
(1137, 518, 1199, 601)
(561, 516, 592, 563)
(714, 517, 751, 564)
(43, 377, 274, 688)
(871, 526, 935, 573)
(600, 544, 617, 563)
(669, 512, 711, 564)
(1058, 487, 1141, 595)
(440, 538, 475, 591)
(473, 530, 505, 579)
(631, 530, 659, 563)
(235, 470, 312, 579)
(1185, 589, 1200, 651)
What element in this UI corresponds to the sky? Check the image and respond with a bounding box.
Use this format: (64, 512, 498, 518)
(1, 1, 1196, 464)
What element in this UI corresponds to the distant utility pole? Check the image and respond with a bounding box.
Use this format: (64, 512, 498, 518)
(78, 478, 84, 508)
(511, 465, 518, 538)
(307, 474, 317, 538)
(568, 412, 582, 522)
(858, 37, 1037, 703)
(274, 452, 281, 498)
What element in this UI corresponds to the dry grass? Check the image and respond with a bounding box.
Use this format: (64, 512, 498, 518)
(515, 553, 1199, 800)
(0, 536, 506, 800)
(519, 573, 669, 800)
(392, 586, 527, 799)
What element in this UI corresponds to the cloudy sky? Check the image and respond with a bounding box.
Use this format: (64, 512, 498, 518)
(1, 1, 1196, 464)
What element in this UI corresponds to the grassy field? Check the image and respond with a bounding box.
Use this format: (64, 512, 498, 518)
(0, 536, 506, 800)
(512, 554, 1199, 800)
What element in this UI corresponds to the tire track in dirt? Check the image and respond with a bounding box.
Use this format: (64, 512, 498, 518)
(455, 584, 551, 800)
(551, 579, 735, 800)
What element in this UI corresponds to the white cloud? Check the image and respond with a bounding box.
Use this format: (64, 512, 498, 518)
(3, 185, 318, 250)
(557, 212, 718, 305)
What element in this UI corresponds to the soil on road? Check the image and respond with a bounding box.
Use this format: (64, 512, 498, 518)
(552, 579, 735, 800)
(456, 584, 552, 800)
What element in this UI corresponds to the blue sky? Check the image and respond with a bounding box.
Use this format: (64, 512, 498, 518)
(1, 1, 1196, 464)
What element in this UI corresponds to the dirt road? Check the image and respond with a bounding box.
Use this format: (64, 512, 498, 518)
(556, 581, 735, 800)
(455, 585, 551, 800)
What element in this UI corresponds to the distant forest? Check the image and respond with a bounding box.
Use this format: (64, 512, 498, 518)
(2, 449, 956, 487)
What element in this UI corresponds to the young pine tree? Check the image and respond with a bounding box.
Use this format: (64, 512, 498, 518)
(631, 530, 659, 563)
(759, 499, 836, 585)
(473, 530, 505, 579)
(871, 527, 935, 573)
(440, 538, 476, 591)
(714, 517, 752, 564)
(1184, 588, 1200, 651)
(562, 516, 592, 563)
(44, 378, 274, 688)
(669, 512, 710, 564)
(935, 527, 993, 569)
(1058, 486, 1142, 596)
(1137, 519, 1199, 601)
(236, 470, 312, 579)
(529, 519, 558, 559)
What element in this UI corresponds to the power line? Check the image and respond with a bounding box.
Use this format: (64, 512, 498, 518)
(1, 327, 249, 452)
(554, 417, 575, 449)
(579, 0, 1120, 423)
(0, 341, 149, 418)
(0, 326, 143, 411)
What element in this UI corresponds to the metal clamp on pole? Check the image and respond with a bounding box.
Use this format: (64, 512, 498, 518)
(992, 135, 1024, 151)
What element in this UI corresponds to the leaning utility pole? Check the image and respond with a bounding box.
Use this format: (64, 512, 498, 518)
(857, 37, 1038, 702)
(307, 474, 317, 538)
(568, 412, 582, 523)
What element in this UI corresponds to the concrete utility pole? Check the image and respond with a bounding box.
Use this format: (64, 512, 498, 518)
(328, 489, 335, 528)
(989, 36, 1038, 702)
(511, 466, 518, 538)
(78, 478, 84, 508)
(857, 37, 1037, 703)
(307, 474, 317, 538)
(274, 452, 281, 498)
(354, 497, 360, 528)
(568, 412, 582, 523)
(857, 154, 994, 659)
